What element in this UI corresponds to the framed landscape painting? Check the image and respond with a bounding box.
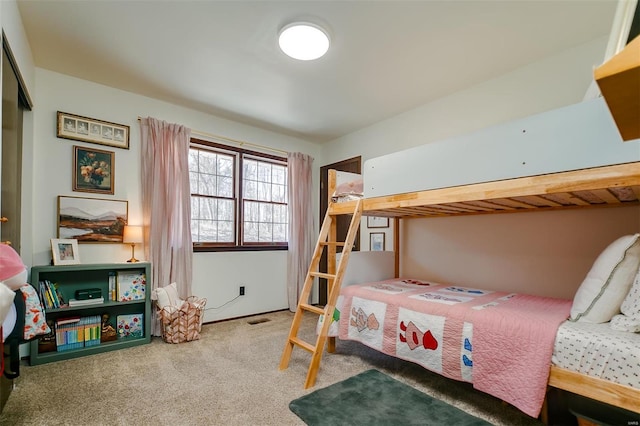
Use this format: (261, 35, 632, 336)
(58, 196, 128, 243)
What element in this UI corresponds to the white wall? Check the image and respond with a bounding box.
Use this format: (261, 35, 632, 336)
(320, 35, 640, 299)
(31, 68, 321, 323)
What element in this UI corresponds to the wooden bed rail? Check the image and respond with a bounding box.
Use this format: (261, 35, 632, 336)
(548, 366, 640, 415)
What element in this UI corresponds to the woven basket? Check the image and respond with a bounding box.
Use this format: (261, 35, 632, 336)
(158, 296, 207, 344)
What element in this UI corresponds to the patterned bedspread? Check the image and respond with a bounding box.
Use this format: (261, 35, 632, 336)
(334, 278, 572, 418)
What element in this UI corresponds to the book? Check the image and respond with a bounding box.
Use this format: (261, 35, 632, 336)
(68, 297, 105, 307)
(117, 271, 146, 301)
(116, 313, 143, 339)
(108, 271, 116, 301)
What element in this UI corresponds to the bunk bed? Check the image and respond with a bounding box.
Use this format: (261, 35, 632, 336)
(321, 43, 640, 417)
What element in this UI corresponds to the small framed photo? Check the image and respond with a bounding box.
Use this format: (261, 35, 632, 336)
(73, 145, 114, 195)
(370, 232, 385, 251)
(367, 216, 389, 228)
(51, 239, 80, 265)
(57, 111, 130, 149)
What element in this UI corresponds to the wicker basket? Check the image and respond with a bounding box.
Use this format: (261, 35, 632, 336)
(157, 296, 207, 344)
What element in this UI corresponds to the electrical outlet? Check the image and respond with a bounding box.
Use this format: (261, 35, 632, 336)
(239, 286, 245, 296)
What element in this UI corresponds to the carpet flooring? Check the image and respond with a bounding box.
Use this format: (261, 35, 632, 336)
(0, 310, 570, 425)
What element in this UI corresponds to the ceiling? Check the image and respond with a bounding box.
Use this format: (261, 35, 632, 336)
(17, 1, 617, 143)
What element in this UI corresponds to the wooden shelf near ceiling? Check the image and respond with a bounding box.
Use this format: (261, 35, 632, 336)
(594, 35, 640, 142)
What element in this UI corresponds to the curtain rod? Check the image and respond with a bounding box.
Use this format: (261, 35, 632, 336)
(137, 116, 289, 156)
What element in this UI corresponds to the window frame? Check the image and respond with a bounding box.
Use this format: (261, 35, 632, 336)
(190, 138, 288, 253)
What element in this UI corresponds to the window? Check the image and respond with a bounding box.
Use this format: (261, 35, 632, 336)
(189, 138, 288, 251)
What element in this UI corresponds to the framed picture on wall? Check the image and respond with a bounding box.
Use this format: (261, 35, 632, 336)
(73, 145, 115, 195)
(57, 111, 130, 149)
(370, 232, 385, 251)
(367, 216, 389, 228)
(58, 196, 128, 243)
(50, 238, 81, 265)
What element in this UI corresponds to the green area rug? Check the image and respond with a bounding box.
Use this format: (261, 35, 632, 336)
(289, 369, 492, 426)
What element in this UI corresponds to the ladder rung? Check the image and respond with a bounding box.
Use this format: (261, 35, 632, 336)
(300, 303, 325, 315)
(310, 272, 336, 280)
(320, 241, 345, 247)
(290, 337, 315, 353)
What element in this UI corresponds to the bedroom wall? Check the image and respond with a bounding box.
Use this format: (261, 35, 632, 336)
(320, 36, 640, 299)
(30, 68, 321, 323)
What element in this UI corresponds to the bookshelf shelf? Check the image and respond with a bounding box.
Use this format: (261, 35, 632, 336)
(29, 262, 151, 366)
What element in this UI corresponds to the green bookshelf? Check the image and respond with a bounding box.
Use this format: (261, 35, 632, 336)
(29, 262, 151, 365)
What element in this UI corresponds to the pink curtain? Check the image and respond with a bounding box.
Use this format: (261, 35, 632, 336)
(139, 117, 193, 336)
(287, 152, 315, 311)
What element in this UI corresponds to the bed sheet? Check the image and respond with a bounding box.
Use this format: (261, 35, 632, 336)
(552, 320, 640, 390)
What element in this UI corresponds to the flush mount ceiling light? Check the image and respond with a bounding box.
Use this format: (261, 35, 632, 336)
(278, 22, 330, 61)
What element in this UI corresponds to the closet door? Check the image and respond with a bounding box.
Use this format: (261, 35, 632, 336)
(1, 45, 24, 253)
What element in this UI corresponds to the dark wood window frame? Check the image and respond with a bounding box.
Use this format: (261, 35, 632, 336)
(190, 138, 288, 252)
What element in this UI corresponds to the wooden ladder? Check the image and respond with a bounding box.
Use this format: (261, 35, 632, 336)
(279, 199, 363, 388)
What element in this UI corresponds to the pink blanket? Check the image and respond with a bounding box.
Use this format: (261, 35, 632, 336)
(337, 279, 572, 418)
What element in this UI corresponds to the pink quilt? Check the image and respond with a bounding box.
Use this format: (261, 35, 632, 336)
(336, 278, 572, 418)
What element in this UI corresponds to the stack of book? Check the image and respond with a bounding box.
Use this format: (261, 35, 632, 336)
(55, 315, 101, 351)
(38, 280, 66, 309)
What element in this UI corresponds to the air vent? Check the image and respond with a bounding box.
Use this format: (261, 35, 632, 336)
(247, 318, 271, 325)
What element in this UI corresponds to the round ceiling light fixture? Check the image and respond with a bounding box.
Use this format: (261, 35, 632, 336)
(278, 22, 330, 61)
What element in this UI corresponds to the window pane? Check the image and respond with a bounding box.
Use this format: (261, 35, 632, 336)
(272, 165, 286, 185)
(198, 173, 216, 196)
(243, 221, 258, 242)
(199, 150, 217, 172)
(218, 199, 235, 221)
(218, 176, 233, 197)
(218, 156, 233, 177)
(257, 182, 271, 201)
(272, 183, 286, 203)
(244, 160, 257, 180)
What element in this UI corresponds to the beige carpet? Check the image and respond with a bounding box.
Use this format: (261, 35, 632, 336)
(0, 310, 563, 425)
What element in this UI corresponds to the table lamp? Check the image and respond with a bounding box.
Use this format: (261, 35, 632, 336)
(123, 225, 143, 263)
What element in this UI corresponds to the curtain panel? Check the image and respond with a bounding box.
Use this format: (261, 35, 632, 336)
(139, 117, 193, 336)
(287, 152, 315, 311)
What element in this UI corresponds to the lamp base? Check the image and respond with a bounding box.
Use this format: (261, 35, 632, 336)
(126, 244, 139, 263)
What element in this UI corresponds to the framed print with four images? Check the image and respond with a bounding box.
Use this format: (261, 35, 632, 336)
(367, 216, 389, 228)
(51, 238, 81, 265)
(73, 145, 114, 195)
(369, 232, 385, 251)
(57, 111, 130, 149)
(58, 196, 128, 243)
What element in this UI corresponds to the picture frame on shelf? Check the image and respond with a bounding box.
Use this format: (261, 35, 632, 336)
(370, 232, 385, 252)
(58, 196, 128, 243)
(57, 111, 130, 149)
(73, 145, 114, 195)
(50, 238, 81, 265)
(367, 216, 389, 228)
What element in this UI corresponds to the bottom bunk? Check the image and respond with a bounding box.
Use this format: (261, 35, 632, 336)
(327, 278, 640, 419)
(322, 238, 640, 420)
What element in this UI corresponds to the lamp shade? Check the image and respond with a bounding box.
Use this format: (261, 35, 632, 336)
(122, 225, 143, 244)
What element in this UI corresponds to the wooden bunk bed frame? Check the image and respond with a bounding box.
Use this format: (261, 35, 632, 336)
(326, 161, 640, 416)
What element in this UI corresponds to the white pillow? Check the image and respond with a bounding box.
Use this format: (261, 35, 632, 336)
(621, 267, 640, 317)
(610, 268, 640, 332)
(570, 234, 640, 323)
(155, 282, 185, 310)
